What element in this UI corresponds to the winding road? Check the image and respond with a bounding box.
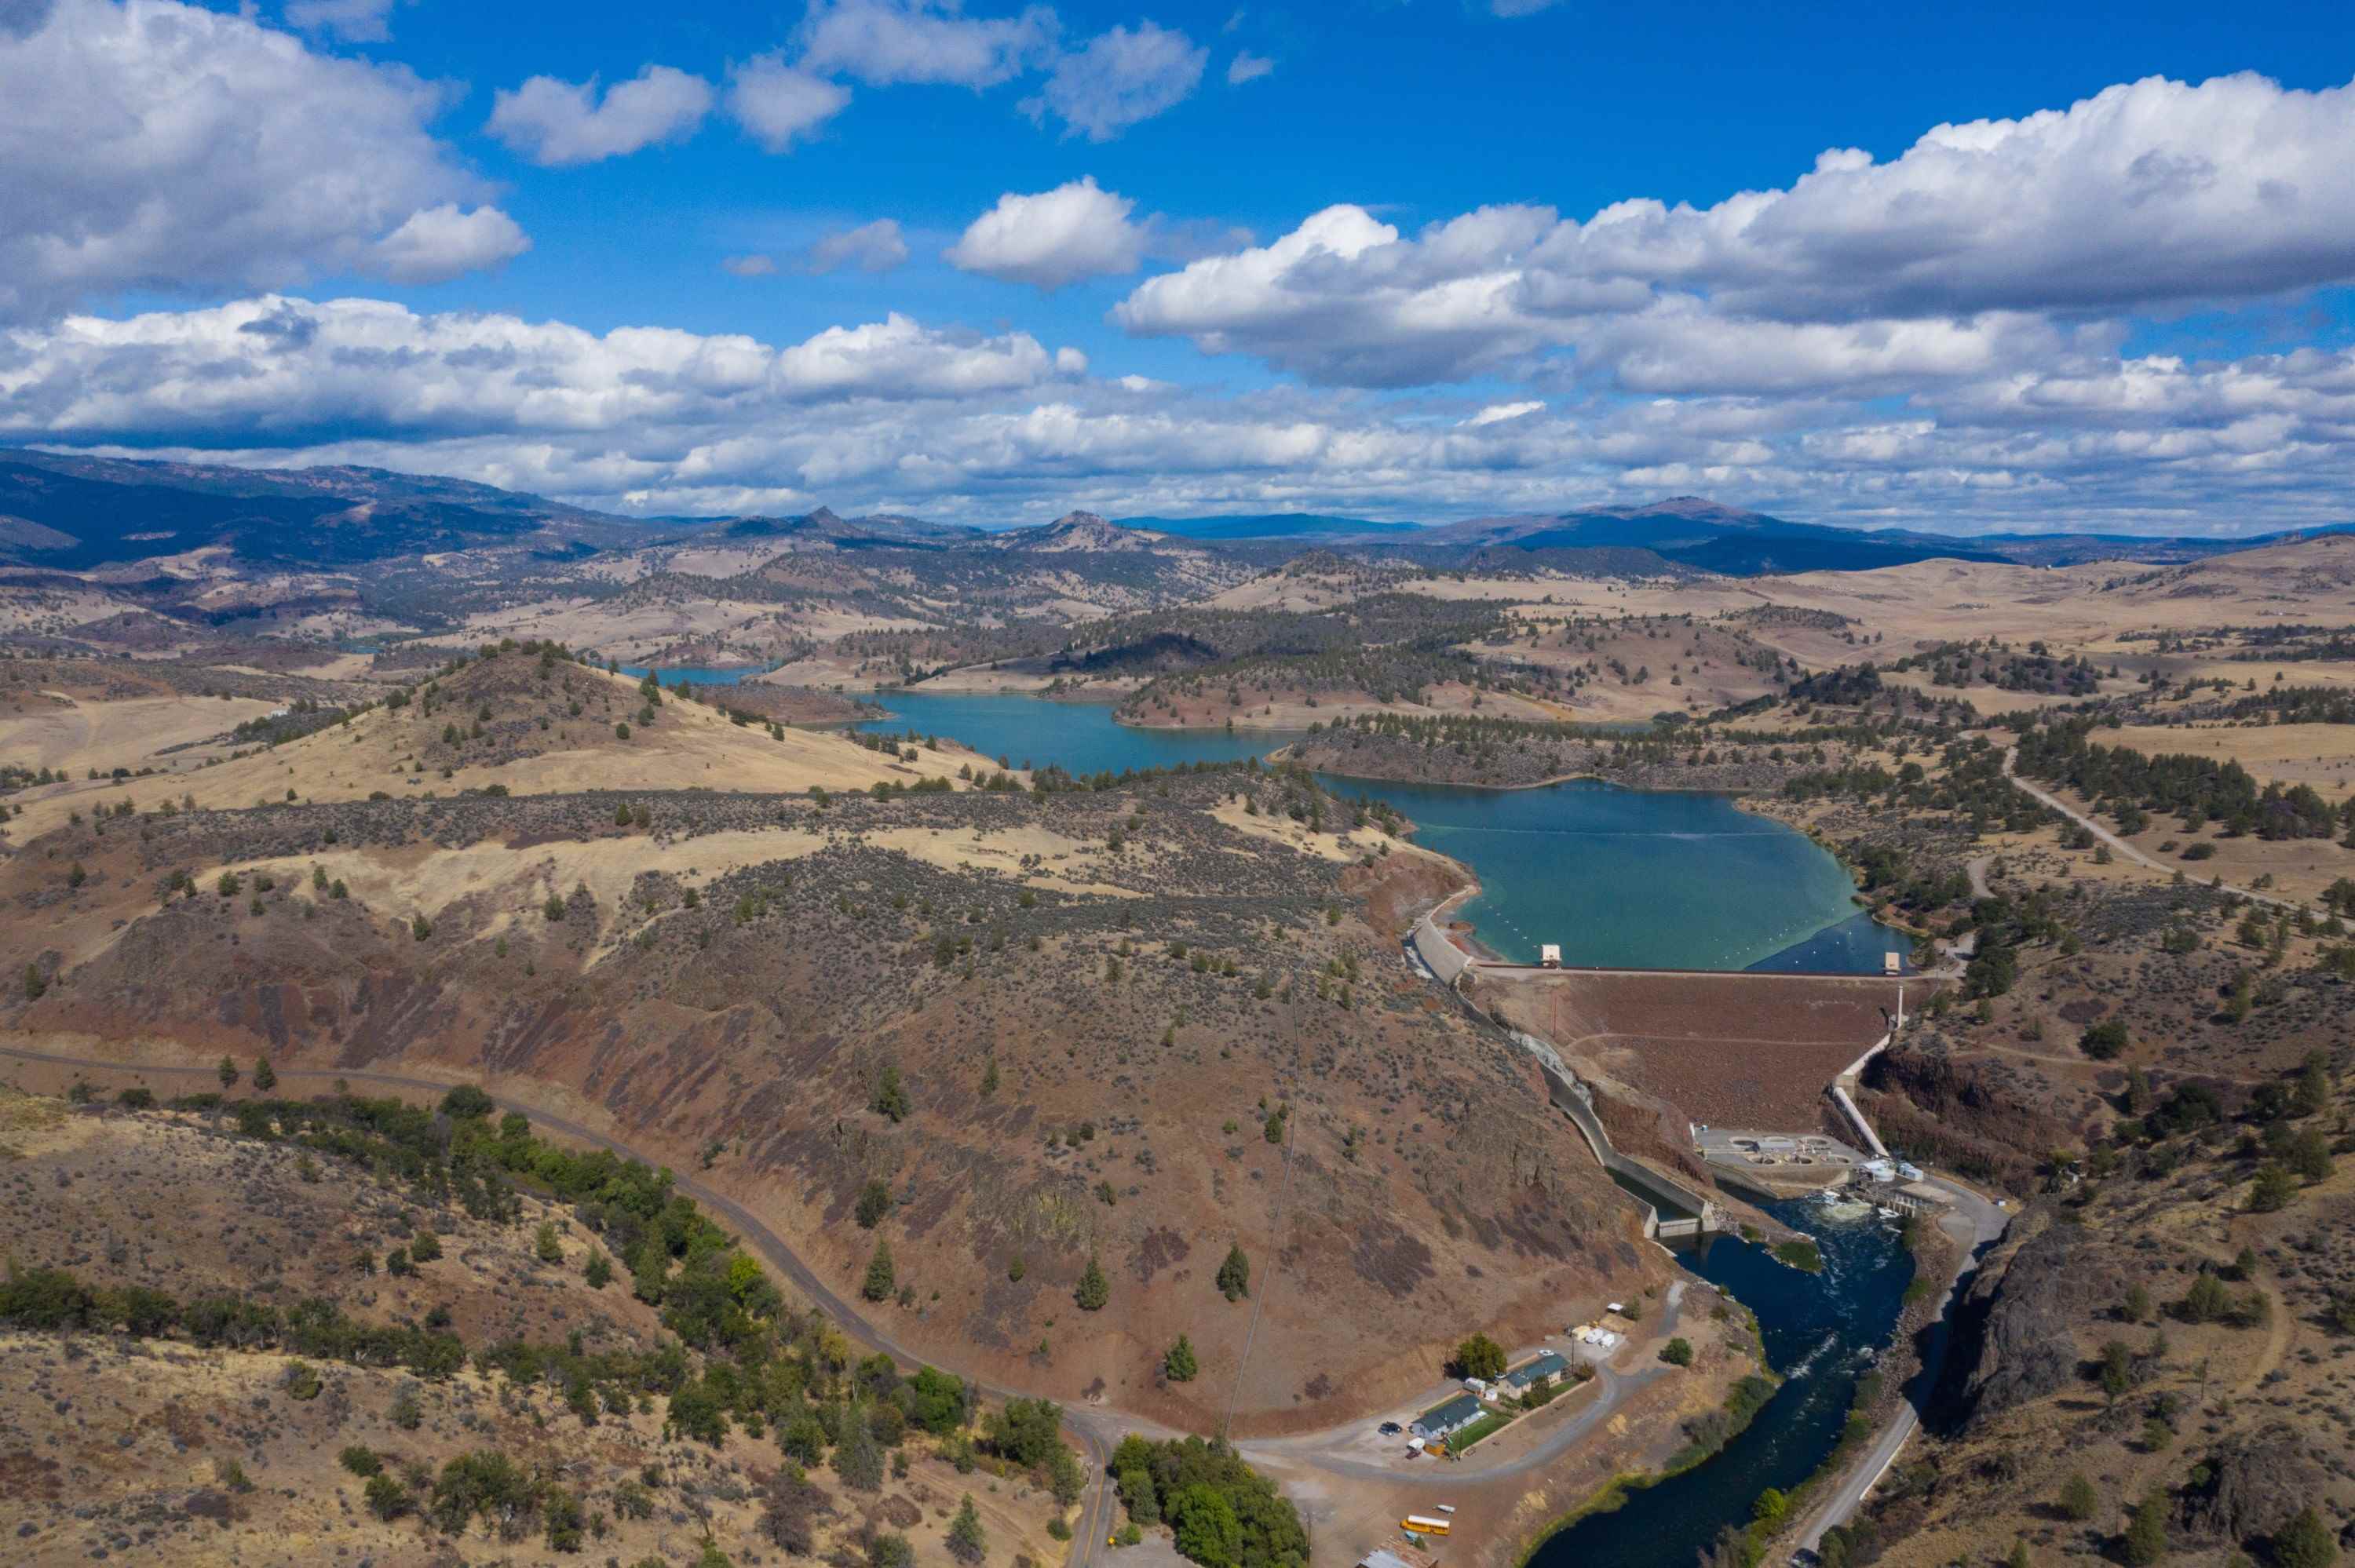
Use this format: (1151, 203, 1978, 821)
(0, 1039, 1691, 1548)
(1999, 746, 2306, 913)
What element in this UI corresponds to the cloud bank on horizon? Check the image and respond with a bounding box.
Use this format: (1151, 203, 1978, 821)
(2, 0, 2353, 535)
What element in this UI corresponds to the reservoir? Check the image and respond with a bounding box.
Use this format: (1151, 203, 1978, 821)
(856, 691, 1917, 1563)
(854, 691, 1910, 975)
(621, 665, 769, 686)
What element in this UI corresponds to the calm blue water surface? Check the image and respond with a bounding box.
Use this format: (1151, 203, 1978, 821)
(621, 665, 769, 685)
(860, 691, 1917, 1562)
(856, 691, 1909, 974)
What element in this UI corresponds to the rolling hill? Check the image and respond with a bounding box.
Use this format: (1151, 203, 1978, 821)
(1113, 514, 1425, 542)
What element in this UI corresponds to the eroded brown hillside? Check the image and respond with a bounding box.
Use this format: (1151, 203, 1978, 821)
(3, 767, 1658, 1436)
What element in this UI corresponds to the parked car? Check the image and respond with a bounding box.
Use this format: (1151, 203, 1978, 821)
(1378, 1421, 1403, 1435)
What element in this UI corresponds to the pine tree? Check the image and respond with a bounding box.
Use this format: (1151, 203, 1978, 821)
(252, 1057, 276, 1092)
(2058, 1474, 2098, 1522)
(863, 1241, 896, 1303)
(1075, 1254, 1108, 1311)
(947, 1494, 988, 1564)
(2275, 1507, 2338, 1568)
(217, 1056, 239, 1088)
(1217, 1244, 1251, 1302)
(2124, 1493, 2167, 1566)
(871, 1064, 911, 1122)
(1164, 1335, 1199, 1383)
(2248, 1163, 2297, 1212)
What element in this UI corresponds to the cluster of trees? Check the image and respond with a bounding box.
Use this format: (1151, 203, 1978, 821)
(1112, 594, 1542, 717)
(0, 1262, 466, 1377)
(2017, 723, 2349, 841)
(1108, 1435, 1308, 1568)
(1889, 640, 2105, 696)
(2212, 684, 2355, 725)
(16, 1080, 1110, 1560)
(1784, 740, 2050, 839)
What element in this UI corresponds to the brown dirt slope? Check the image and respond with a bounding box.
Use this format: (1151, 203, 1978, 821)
(0, 1090, 1072, 1568)
(2, 773, 1659, 1438)
(5, 650, 972, 841)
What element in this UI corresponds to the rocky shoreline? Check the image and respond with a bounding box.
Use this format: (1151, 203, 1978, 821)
(1288, 725, 1854, 795)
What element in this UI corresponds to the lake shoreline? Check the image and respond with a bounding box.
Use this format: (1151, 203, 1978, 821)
(860, 689, 1909, 972)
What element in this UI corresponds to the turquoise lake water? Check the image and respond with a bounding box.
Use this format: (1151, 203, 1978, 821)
(620, 665, 769, 685)
(856, 691, 1910, 974)
(857, 691, 1918, 1560)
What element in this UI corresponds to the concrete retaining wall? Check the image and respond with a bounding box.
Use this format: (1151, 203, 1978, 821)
(1407, 917, 1715, 1238)
(1519, 1039, 1713, 1240)
(1411, 913, 1476, 987)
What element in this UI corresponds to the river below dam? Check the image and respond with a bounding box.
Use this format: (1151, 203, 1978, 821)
(1531, 1199, 1915, 1568)
(854, 690, 1914, 1565)
(853, 691, 1911, 973)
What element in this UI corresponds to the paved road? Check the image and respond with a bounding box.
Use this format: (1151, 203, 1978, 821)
(1242, 1282, 1685, 1485)
(1789, 1174, 2008, 1558)
(0, 1045, 1143, 1566)
(1999, 746, 2306, 913)
(0, 1042, 1682, 1508)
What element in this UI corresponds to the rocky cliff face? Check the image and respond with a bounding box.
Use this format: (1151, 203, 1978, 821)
(1942, 1211, 2121, 1433)
(2180, 1424, 2332, 1545)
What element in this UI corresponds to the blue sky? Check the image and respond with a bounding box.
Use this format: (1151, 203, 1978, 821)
(5, 0, 2355, 532)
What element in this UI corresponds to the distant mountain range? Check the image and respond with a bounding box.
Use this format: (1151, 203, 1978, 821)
(1112, 513, 1424, 542)
(3, 447, 2347, 578)
(709, 506, 982, 549)
(0, 448, 643, 570)
(1392, 497, 2006, 574)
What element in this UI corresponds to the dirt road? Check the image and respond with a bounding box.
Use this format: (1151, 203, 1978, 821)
(1999, 747, 2306, 913)
(0, 1038, 1690, 1550)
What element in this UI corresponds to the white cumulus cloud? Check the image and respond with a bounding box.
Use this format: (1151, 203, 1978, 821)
(1463, 400, 1543, 426)
(1226, 50, 1272, 86)
(797, 0, 1056, 88)
(371, 204, 529, 284)
(1118, 71, 2355, 389)
(490, 64, 711, 166)
(1023, 20, 1205, 140)
(487, 64, 714, 166)
(726, 53, 853, 151)
(0, 0, 524, 320)
(800, 218, 912, 274)
(0, 296, 1082, 443)
(282, 0, 407, 42)
(947, 177, 1146, 288)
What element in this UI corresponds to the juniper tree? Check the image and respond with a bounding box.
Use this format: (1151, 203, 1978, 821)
(1163, 1335, 1198, 1382)
(863, 1241, 896, 1303)
(1217, 1244, 1250, 1302)
(947, 1494, 988, 1563)
(1075, 1255, 1108, 1311)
